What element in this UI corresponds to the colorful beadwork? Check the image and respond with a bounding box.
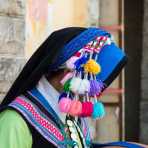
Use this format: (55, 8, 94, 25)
(59, 34, 113, 119)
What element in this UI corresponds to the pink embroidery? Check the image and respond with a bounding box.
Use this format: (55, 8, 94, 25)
(83, 36, 108, 53)
(15, 97, 64, 141)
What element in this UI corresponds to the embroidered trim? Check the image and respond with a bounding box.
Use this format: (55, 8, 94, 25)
(50, 27, 110, 70)
(81, 118, 89, 138)
(9, 96, 65, 147)
(81, 118, 91, 145)
(28, 88, 64, 128)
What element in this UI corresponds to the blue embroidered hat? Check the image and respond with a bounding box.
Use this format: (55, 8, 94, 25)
(52, 27, 127, 88)
(96, 42, 127, 86)
(58, 27, 127, 119)
(50, 27, 110, 70)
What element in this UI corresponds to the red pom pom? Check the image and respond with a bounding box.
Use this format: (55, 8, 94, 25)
(74, 52, 81, 57)
(81, 101, 93, 117)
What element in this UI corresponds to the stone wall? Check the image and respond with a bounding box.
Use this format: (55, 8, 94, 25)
(87, 0, 100, 27)
(140, 0, 148, 144)
(0, 0, 25, 102)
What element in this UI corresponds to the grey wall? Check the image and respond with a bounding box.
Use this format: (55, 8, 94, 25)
(0, 0, 26, 102)
(124, 0, 143, 142)
(140, 0, 148, 144)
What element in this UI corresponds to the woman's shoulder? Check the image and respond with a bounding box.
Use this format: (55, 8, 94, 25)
(0, 109, 31, 133)
(0, 109, 25, 124)
(0, 109, 33, 148)
(0, 108, 32, 137)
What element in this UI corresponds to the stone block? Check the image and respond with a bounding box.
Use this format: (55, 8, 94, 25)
(99, 0, 119, 26)
(140, 101, 148, 144)
(88, 0, 99, 26)
(140, 101, 148, 121)
(140, 122, 148, 144)
(0, 0, 25, 16)
(0, 57, 25, 93)
(0, 81, 12, 93)
(0, 16, 25, 56)
(0, 93, 5, 103)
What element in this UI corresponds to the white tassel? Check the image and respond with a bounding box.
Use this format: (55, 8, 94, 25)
(78, 79, 90, 94)
(70, 77, 82, 93)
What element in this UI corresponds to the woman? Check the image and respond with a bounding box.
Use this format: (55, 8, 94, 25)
(0, 27, 145, 148)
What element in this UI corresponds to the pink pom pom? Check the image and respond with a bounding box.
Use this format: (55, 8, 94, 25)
(60, 72, 73, 85)
(69, 100, 82, 116)
(66, 56, 79, 69)
(58, 97, 72, 113)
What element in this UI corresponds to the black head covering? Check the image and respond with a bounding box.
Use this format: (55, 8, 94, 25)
(1, 27, 86, 106)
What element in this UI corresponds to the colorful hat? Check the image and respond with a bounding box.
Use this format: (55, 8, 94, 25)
(58, 28, 127, 120)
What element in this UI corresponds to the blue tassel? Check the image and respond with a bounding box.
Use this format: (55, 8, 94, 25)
(92, 101, 105, 119)
(58, 92, 73, 102)
(74, 55, 88, 71)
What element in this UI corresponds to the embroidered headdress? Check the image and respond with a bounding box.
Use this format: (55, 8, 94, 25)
(57, 28, 127, 119)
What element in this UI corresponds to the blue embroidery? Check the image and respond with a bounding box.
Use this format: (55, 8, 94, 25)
(50, 27, 110, 70)
(28, 88, 64, 128)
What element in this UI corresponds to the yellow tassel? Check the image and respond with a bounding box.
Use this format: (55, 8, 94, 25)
(84, 59, 101, 74)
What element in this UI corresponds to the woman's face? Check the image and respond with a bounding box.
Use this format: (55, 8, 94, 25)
(46, 69, 70, 93)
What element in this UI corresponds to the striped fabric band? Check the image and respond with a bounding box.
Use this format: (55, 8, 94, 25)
(80, 118, 91, 144)
(9, 96, 65, 147)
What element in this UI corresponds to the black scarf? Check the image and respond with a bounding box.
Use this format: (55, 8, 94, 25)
(1, 27, 86, 107)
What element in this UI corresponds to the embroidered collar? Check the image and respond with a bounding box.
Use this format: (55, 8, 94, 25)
(8, 75, 91, 147)
(9, 96, 66, 147)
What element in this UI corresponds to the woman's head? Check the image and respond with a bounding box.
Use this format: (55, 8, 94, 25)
(1, 27, 127, 110)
